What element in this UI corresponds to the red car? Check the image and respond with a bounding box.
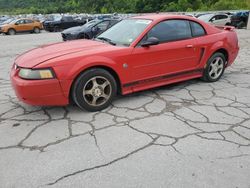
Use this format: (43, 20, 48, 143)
(11, 14, 239, 112)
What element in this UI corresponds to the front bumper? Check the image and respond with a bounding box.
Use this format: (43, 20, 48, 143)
(11, 67, 68, 106)
(61, 33, 78, 41)
(43, 24, 54, 31)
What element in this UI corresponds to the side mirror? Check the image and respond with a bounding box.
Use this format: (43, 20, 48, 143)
(92, 26, 97, 32)
(210, 18, 215, 22)
(141, 37, 159, 47)
(15, 23, 19, 25)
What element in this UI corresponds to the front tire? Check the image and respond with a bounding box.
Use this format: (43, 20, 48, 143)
(72, 68, 117, 112)
(8, 29, 16, 35)
(202, 52, 226, 82)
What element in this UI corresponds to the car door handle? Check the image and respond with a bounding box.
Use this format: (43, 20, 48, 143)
(186, 44, 194, 48)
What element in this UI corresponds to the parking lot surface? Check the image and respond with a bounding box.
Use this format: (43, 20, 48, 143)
(0, 30, 250, 188)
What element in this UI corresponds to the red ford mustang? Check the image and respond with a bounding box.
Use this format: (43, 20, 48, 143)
(11, 14, 239, 111)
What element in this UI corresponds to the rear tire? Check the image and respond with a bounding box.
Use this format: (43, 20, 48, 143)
(72, 68, 117, 112)
(8, 29, 16, 35)
(201, 52, 226, 82)
(33, 27, 40, 34)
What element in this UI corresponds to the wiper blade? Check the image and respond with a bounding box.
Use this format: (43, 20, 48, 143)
(96, 37, 116, 46)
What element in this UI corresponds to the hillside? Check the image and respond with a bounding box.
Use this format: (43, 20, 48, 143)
(0, 0, 249, 14)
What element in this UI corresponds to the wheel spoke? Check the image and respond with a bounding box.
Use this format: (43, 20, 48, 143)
(84, 89, 92, 95)
(209, 67, 215, 76)
(214, 58, 220, 66)
(100, 81, 109, 89)
(102, 93, 109, 99)
(218, 63, 223, 69)
(91, 78, 99, 88)
(91, 96, 98, 105)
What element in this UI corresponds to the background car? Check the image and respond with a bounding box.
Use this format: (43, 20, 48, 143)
(198, 13, 231, 26)
(43, 15, 86, 32)
(230, 11, 249, 28)
(0, 18, 43, 35)
(61, 19, 121, 41)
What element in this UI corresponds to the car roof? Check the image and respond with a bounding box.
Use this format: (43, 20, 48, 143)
(131, 14, 198, 21)
(17, 18, 33, 20)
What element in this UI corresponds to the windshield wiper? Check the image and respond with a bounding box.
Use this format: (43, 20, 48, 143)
(96, 37, 116, 46)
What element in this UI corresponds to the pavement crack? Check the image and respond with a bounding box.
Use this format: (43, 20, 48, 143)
(46, 137, 158, 186)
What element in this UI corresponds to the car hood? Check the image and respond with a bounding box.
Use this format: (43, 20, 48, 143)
(62, 26, 82, 34)
(15, 40, 109, 68)
(0, 24, 8, 27)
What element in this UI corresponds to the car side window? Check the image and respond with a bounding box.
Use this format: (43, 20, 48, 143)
(219, 15, 228, 19)
(96, 21, 109, 31)
(210, 16, 217, 21)
(25, 20, 33, 24)
(63, 16, 73, 22)
(190, 21, 206, 37)
(146, 19, 192, 43)
(16, 20, 25, 24)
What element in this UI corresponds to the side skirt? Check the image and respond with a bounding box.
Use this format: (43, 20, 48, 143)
(122, 68, 203, 94)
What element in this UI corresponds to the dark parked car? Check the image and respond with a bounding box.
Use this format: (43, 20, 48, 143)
(61, 19, 120, 41)
(43, 15, 86, 32)
(230, 11, 249, 29)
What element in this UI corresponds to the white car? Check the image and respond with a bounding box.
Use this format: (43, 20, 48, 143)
(198, 13, 231, 26)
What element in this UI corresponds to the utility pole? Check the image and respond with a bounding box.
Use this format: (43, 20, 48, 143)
(247, 11, 250, 30)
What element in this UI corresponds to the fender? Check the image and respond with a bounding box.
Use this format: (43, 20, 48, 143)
(204, 40, 229, 63)
(55, 56, 125, 98)
(66, 55, 120, 80)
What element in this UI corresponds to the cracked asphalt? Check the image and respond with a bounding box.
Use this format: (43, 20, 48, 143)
(0, 30, 250, 188)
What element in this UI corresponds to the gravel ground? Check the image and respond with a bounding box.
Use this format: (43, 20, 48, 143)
(0, 30, 250, 188)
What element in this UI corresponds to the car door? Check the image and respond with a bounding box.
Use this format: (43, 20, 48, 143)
(60, 17, 67, 29)
(24, 19, 34, 31)
(130, 19, 201, 83)
(64, 16, 75, 28)
(211, 15, 228, 26)
(15, 19, 27, 31)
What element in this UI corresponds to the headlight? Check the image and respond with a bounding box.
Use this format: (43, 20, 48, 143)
(18, 68, 55, 80)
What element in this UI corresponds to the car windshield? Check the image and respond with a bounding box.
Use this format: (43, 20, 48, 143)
(82, 20, 99, 28)
(10, 19, 18, 24)
(198, 14, 214, 22)
(96, 19, 152, 46)
(53, 15, 62, 21)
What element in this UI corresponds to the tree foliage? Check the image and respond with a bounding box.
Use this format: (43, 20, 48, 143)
(0, 0, 249, 14)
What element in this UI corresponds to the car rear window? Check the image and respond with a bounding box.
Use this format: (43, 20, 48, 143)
(190, 21, 206, 37)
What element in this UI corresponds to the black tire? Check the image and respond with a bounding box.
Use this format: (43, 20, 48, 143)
(201, 52, 226, 82)
(33, 27, 40, 34)
(53, 26, 60, 32)
(8, 28, 16, 35)
(72, 68, 117, 112)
